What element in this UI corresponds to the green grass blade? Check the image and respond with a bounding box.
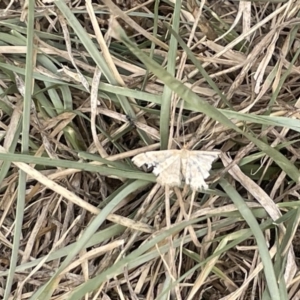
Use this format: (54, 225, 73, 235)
(160, 0, 181, 149)
(219, 178, 281, 300)
(3, 2, 35, 300)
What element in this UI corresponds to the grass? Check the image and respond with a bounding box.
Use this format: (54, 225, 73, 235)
(0, 0, 300, 299)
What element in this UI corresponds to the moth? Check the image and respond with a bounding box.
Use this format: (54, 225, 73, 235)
(132, 148, 220, 190)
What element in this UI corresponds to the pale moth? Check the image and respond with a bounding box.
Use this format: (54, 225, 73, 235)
(132, 148, 220, 191)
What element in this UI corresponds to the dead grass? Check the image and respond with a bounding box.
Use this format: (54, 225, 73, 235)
(0, 0, 300, 299)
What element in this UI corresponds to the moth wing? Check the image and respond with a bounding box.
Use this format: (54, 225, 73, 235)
(156, 155, 182, 187)
(185, 151, 219, 190)
(132, 150, 181, 174)
(191, 151, 219, 177)
(132, 150, 182, 187)
(132, 151, 172, 168)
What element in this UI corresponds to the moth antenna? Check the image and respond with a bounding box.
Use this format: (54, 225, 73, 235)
(173, 138, 182, 149)
(189, 128, 216, 151)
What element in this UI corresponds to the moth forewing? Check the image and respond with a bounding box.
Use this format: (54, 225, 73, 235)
(151, 154, 179, 176)
(191, 151, 220, 161)
(132, 151, 176, 168)
(131, 153, 150, 168)
(156, 156, 182, 187)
